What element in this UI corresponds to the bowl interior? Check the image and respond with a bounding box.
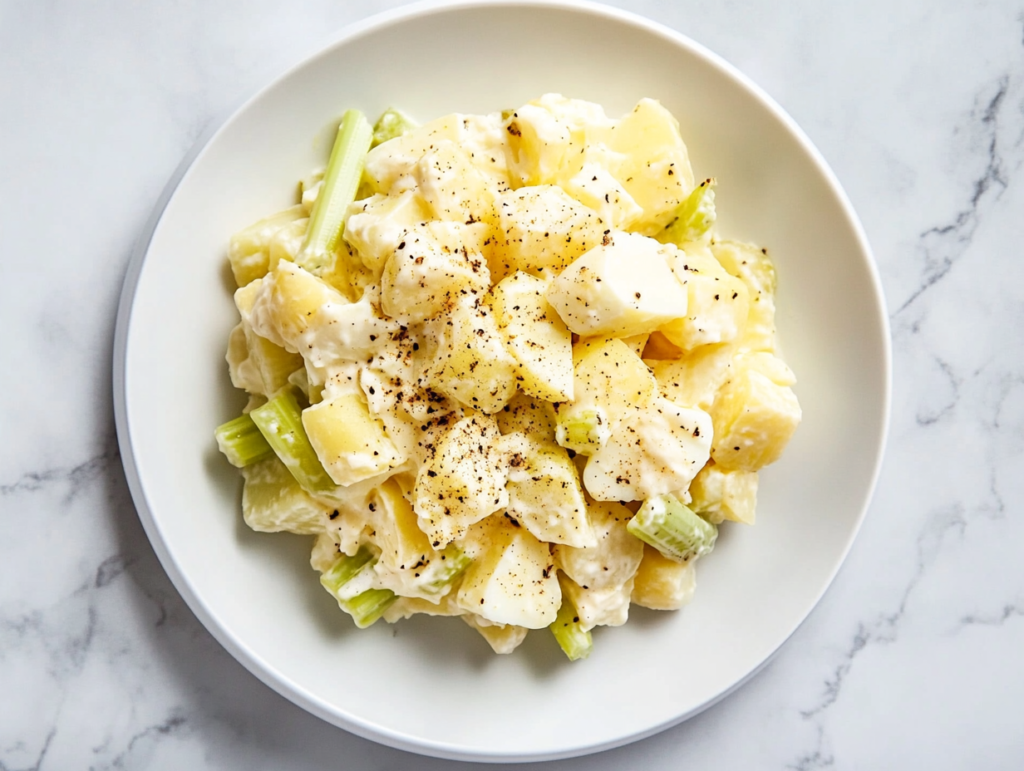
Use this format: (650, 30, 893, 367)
(119, 1, 889, 762)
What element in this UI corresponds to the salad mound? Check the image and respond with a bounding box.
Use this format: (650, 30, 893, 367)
(215, 95, 801, 660)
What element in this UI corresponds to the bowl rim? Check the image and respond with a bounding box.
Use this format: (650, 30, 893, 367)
(112, 0, 892, 762)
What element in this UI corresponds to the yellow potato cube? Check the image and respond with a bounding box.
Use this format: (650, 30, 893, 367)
(553, 500, 643, 590)
(559, 573, 634, 631)
(456, 515, 561, 629)
(606, 98, 695, 235)
(302, 394, 402, 486)
(371, 478, 433, 571)
(689, 461, 759, 525)
(712, 240, 778, 353)
(491, 185, 607, 282)
(505, 434, 594, 547)
(710, 367, 801, 471)
(504, 95, 611, 187)
(649, 343, 734, 411)
(631, 544, 697, 610)
(363, 113, 462, 193)
(241, 457, 329, 534)
(233, 280, 305, 394)
(228, 205, 307, 287)
(413, 415, 509, 547)
(379, 221, 490, 323)
(660, 244, 750, 352)
(561, 151, 644, 230)
(415, 141, 497, 224)
(462, 614, 529, 654)
(491, 272, 573, 403)
(343, 190, 432, 277)
(555, 337, 657, 454)
(496, 391, 558, 439)
(266, 216, 308, 274)
(421, 294, 517, 413)
(583, 396, 712, 502)
(249, 261, 349, 350)
(545, 232, 689, 338)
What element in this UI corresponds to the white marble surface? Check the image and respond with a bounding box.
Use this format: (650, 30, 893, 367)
(2, 0, 1023, 767)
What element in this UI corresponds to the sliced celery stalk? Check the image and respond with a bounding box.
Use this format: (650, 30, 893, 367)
(320, 546, 376, 597)
(550, 595, 593, 661)
(320, 547, 396, 628)
(627, 493, 717, 563)
(555, 407, 610, 455)
(214, 413, 274, 468)
(371, 108, 419, 148)
(423, 545, 472, 595)
(249, 389, 335, 493)
(660, 178, 717, 246)
(340, 588, 398, 628)
(299, 109, 373, 273)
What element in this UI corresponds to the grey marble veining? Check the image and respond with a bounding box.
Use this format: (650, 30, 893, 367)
(3, 0, 1023, 768)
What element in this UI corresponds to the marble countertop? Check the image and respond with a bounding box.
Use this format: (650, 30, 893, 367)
(3, 0, 1022, 768)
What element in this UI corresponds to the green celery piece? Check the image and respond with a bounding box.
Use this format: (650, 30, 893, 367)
(249, 388, 335, 493)
(627, 493, 717, 563)
(550, 594, 592, 661)
(555, 407, 610, 455)
(423, 545, 472, 595)
(660, 178, 717, 246)
(371, 108, 419, 148)
(214, 413, 274, 468)
(340, 588, 398, 628)
(320, 546, 376, 597)
(299, 109, 373, 273)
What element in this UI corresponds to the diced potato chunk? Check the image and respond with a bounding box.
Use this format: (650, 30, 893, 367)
(492, 185, 607, 281)
(660, 243, 750, 351)
(371, 478, 433, 571)
(228, 205, 307, 287)
(505, 433, 595, 548)
(302, 394, 403, 486)
(363, 113, 462, 193)
(555, 337, 657, 455)
(343, 190, 432, 277)
(583, 396, 712, 502)
(413, 415, 509, 547)
(241, 457, 329, 534)
(605, 98, 695, 235)
(491, 272, 573, 402)
(712, 240, 778, 352)
(456, 515, 561, 629)
(649, 343, 735, 412)
(546, 232, 688, 338)
(249, 261, 349, 350)
(737, 351, 797, 386)
(226, 323, 264, 395)
(504, 95, 612, 187)
(631, 544, 697, 610)
(496, 391, 558, 438)
(266, 217, 309, 274)
(689, 462, 759, 525)
(553, 500, 643, 590)
(710, 366, 801, 471)
(462, 613, 530, 654)
(560, 574, 634, 631)
(420, 295, 517, 414)
(415, 141, 497, 224)
(562, 152, 644, 230)
(232, 284, 306, 395)
(379, 221, 491, 323)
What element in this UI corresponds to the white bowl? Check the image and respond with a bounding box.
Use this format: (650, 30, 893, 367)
(114, 0, 890, 762)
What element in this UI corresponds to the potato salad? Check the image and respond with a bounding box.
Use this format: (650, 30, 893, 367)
(215, 95, 802, 660)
